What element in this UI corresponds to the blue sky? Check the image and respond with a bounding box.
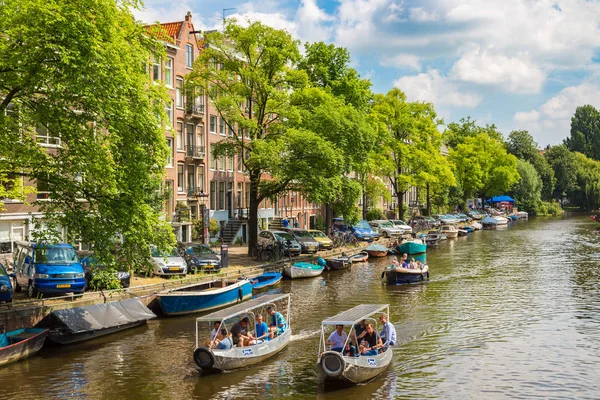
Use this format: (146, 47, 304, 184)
(135, 0, 600, 147)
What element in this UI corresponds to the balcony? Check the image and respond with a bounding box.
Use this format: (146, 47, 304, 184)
(187, 187, 198, 198)
(185, 145, 205, 160)
(185, 102, 204, 118)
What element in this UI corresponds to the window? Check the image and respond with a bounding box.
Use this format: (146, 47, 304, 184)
(228, 125, 234, 137)
(177, 164, 184, 192)
(245, 182, 250, 208)
(237, 152, 243, 172)
(198, 166, 205, 192)
(210, 144, 217, 170)
(153, 58, 161, 82)
(186, 123, 195, 149)
(176, 78, 184, 108)
(219, 154, 225, 172)
(238, 126, 243, 138)
(176, 121, 184, 150)
(228, 155, 234, 172)
(186, 44, 193, 68)
(187, 165, 195, 193)
(165, 58, 173, 87)
(36, 124, 60, 146)
(165, 180, 174, 217)
(165, 102, 173, 129)
(218, 182, 225, 210)
(237, 183, 243, 208)
(166, 138, 173, 167)
(219, 118, 225, 136)
(210, 181, 216, 209)
(36, 175, 51, 200)
(210, 115, 216, 134)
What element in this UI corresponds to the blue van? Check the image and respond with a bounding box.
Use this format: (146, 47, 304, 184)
(0, 263, 13, 303)
(332, 218, 375, 242)
(12, 241, 86, 298)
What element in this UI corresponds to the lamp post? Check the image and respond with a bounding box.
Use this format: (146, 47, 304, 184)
(197, 191, 209, 244)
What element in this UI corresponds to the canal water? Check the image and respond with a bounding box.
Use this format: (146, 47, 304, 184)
(3, 216, 600, 399)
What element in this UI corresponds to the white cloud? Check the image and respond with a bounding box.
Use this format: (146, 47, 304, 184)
(409, 7, 440, 22)
(295, 0, 335, 43)
(380, 53, 421, 70)
(394, 70, 482, 107)
(514, 110, 540, 124)
(451, 50, 546, 93)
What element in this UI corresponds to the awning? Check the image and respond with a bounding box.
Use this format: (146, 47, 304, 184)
(322, 304, 389, 325)
(51, 298, 156, 334)
(486, 195, 516, 203)
(196, 293, 290, 322)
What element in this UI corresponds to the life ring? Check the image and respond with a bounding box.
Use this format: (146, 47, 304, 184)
(320, 351, 346, 377)
(193, 347, 215, 369)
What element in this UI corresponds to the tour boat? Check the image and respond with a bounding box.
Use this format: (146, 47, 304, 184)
(283, 261, 324, 279)
(316, 304, 393, 384)
(396, 239, 427, 254)
(325, 256, 351, 270)
(383, 264, 429, 285)
(0, 328, 48, 366)
(193, 293, 291, 372)
(250, 272, 282, 292)
(440, 225, 459, 239)
(349, 251, 369, 263)
(157, 279, 252, 316)
(364, 244, 389, 258)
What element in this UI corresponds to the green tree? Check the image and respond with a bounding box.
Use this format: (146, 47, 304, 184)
(188, 21, 346, 254)
(443, 116, 504, 149)
(565, 105, 600, 160)
(570, 152, 600, 210)
(512, 159, 542, 214)
(544, 145, 578, 201)
(0, 0, 174, 268)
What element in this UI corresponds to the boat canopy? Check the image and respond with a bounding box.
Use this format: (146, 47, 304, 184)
(51, 298, 156, 334)
(486, 195, 516, 203)
(196, 293, 290, 322)
(321, 304, 389, 326)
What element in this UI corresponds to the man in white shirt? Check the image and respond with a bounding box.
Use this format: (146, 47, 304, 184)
(379, 314, 396, 349)
(326, 325, 347, 352)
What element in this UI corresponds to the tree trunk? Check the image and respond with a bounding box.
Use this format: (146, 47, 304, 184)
(362, 190, 368, 219)
(247, 176, 260, 256)
(398, 192, 405, 220)
(426, 184, 431, 216)
(325, 204, 332, 235)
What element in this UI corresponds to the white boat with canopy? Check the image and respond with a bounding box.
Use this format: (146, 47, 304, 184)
(316, 304, 393, 384)
(193, 293, 291, 372)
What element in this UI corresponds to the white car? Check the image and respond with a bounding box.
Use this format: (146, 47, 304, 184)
(389, 220, 413, 234)
(369, 220, 404, 238)
(150, 247, 188, 276)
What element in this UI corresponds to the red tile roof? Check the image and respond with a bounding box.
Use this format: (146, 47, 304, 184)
(144, 21, 183, 43)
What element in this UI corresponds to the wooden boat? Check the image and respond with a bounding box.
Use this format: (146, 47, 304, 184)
(250, 272, 282, 291)
(384, 264, 429, 284)
(194, 294, 291, 372)
(440, 225, 459, 238)
(0, 328, 48, 366)
(283, 261, 324, 279)
(47, 298, 156, 345)
(397, 239, 427, 254)
(364, 244, 388, 258)
(349, 251, 369, 263)
(157, 279, 252, 316)
(316, 304, 393, 384)
(325, 257, 350, 270)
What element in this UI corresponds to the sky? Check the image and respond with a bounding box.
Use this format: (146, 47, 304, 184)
(134, 0, 600, 147)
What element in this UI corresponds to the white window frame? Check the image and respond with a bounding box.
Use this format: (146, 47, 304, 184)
(153, 58, 161, 82)
(166, 138, 173, 167)
(210, 115, 216, 134)
(165, 101, 173, 130)
(228, 155, 234, 172)
(210, 144, 217, 171)
(175, 77, 184, 109)
(219, 118, 225, 136)
(36, 124, 61, 147)
(186, 44, 194, 68)
(165, 57, 173, 88)
(176, 121, 184, 151)
(177, 164, 185, 193)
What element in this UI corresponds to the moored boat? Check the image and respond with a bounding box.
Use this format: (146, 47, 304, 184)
(47, 298, 156, 345)
(193, 293, 291, 372)
(384, 264, 429, 285)
(283, 261, 325, 279)
(397, 239, 427, 254)
(0, 328, 48, 366)
(316, 304, 393, 384)
(461, 226, 474, 233)
(424, 234, 439, 247)
(157, 279, 252, 316)
(470, 222, 483, 230)
(481, 216, 498, 228)
(325, 256, 350, 270)
(349, 251, 369, 263)
(364, 244, 388, 258)
(494, 216, 509, 225)
(250, 272, 282, 291)
(517, 211, 529, 219)
(507, 214, 519, 221)
(457, 229, 468, 236)
(440, 225, 459, 239)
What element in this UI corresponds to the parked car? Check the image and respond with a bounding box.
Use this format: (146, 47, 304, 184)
(307, 229, 334, 250)
(389, 220, 413, 234)
(349, 220, 375, 242)
(258, 230, 302, 257)
(150, 246, 187, 276)
(283, 229, 320, 254)
(437, 214, 459, 225)
(369, 220, 403, 238)
(0, 263, 13, 303)
(448, 212, 472, 223)
(332, 218, 349, 232)
(80, 255, 131, 290)
(12, 241, 86, 298)
(177, 243, 221, 273)
(371, 226, 381, 241)
(411, 216, 441, 228)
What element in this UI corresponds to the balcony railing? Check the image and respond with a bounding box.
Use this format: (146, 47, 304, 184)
(185, 102, 205, 116)
(185, 145, 205, 159)
(187, 187, 197, 198)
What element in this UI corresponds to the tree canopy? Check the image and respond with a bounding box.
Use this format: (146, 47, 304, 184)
(565, 105, 600, 160)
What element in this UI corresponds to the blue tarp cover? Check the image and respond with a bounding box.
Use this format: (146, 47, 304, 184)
(487, 195, 516, 203)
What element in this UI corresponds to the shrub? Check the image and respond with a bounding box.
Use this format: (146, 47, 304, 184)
(366, 208, 385, 221)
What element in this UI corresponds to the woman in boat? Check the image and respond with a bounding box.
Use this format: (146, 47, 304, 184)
(359, 323, 383, 356)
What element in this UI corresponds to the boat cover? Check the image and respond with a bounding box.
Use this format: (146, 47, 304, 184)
(322, 304, 389, 325)
(197, 293, 290, 322)
(365, 244, 388, 252)
(486, 195, 515, 203)
(51, 298, 156, 334)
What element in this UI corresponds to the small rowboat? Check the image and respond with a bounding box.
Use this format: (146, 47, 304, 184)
(325, 257, 350, 270)
(316, 304, 393, 384)
(283, 261, 324, 279)
(384, 264, 429, 285)
(349, 251, 369, 263)
(250, 272, 282, 291)
(194, 293, 291, 372)
(365, 244, 388, 258)
(0, 328, 48, 366)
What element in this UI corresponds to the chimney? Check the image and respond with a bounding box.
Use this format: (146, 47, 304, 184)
(185, 11, 192, 23)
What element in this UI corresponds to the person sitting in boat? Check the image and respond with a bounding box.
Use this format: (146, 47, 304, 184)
(416, 260, 422, 269)
(210, 328, 233, 350)
(347, 320, 368, 357)
(255, 314, 270, 343)
(267, 306, 287, 338)
(230, 317, 256, 347)
(409, 258, 416, 269)
(359, 323, 383, 356)
(327, 325, 348, 353)
(391, 257, 400, 267)
(378, 314, 396, 350)
(210, 321, 221, 341)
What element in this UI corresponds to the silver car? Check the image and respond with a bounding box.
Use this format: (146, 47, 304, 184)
(284, 228, 321, 254)
(150, 247, 188, 276)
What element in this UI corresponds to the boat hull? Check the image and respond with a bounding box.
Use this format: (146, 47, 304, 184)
(251, 273, 282, 291)
(397, 242, 427, 254)
(157, 280, 252, 316)
(48, 321, 146, 345)
(349, 251, 369, 263)
(283, 263, 324, 279)
(326, 258, 350, 270)
(384, 265, 429, 285)
(0, 328, 48, 366)
(365, 250, 387, 258)
(316, 348, 393, 384)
